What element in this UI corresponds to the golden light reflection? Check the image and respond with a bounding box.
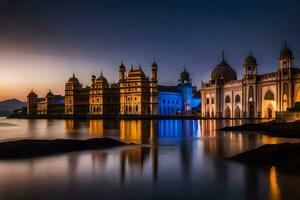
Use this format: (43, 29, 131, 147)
(262, 135, 279, 144)
(269, 166, 281, 200)
(89, 120, 104, 138)
(65, 120, 75, 135)
(119, 120, 152, 144)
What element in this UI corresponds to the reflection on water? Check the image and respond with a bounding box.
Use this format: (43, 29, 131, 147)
(269, 166, 281, 200)
(0, 118, 299, 199)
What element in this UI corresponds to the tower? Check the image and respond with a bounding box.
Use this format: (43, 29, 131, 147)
(279, 43, 294, 111)
(243, 52, 257, 78)
(243, 52, 258, 118)
(119, 62, 126, 81)
(27, 90, 38, 115)
(150, 62, 158, 115)
(279, 43, 293, 70)
(64, 73, 82, 115)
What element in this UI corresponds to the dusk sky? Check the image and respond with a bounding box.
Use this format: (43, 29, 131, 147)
(1, 0, 300, 101)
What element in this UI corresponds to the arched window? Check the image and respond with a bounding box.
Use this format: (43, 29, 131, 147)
(225, 95, 230, 103)
(235, 95, 240, 103)
(264, 90, 275, 100)
(282, 61, 287, 68)
(225, 106, 231, 118)
(135, 105, 138, 112)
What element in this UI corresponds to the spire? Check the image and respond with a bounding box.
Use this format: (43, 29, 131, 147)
(131, 64, 133, 71)
(72, 73, 75, 78)
(284, 41, 288, 49)
(100, 69, 103, 77)
(138, 64, 141, 70)
(222, 50, 225, 62)
(249, 50, 252, 56)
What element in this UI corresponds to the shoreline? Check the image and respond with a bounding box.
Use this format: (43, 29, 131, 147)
(0, 138, 127, 159)
(229, 142, 300, 175)
(220, 120, 300, 138)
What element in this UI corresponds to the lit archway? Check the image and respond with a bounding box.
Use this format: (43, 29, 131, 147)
(264, 104, 274, 118)
(225, 106, 231, 118)
(234, 106, 240, 118)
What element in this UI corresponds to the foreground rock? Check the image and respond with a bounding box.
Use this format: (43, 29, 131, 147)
(220, 120, 300, 138)
(229, 143, 300, 174)
(0, 138, 126, 159)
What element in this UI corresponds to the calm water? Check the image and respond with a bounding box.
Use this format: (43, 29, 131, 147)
(0, 117, 299, 200)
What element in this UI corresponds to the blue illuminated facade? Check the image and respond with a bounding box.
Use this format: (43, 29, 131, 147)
(158, 68, 201, 115)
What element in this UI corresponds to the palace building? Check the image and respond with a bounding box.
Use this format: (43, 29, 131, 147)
(89, 72, 120, 116)
(27, 90, 64, 116)
(200, 44, 300, 119)
(119, 62, 158, 115)
(26, 62, 200, 117)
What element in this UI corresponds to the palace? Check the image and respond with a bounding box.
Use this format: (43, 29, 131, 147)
(200, 44, 300, 119)
(26, 62, 200, 117)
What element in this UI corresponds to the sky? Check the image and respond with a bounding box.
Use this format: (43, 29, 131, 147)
(1, 0, 300, 101)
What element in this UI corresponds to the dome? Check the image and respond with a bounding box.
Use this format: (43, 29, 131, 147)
(244, 53, 257, 65)
(96, 71, 108, 84)
(152, 62, 158, 68)
(180, 68, 190, 82)
(68, 73, 80, 84)
(119, 62, 125, 69)
(46, 90, 54, 97)
(211, 53, 237, 81)
(280, 44, 293, 59)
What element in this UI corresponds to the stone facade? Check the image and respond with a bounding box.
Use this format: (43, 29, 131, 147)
(200, 45, 300, 119)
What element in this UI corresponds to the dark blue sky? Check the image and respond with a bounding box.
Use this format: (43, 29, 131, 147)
(1, 0, 300, 99)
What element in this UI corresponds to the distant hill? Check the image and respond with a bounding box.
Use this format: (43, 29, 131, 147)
(0, 99, 25, 116)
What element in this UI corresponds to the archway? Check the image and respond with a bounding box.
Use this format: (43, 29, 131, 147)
(225, 106, 231, 118)
(265, 104, 274, 118)
(249, 104, 255, 118)
(234, 106, 240, 118)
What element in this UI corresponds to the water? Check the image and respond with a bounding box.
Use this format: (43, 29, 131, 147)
(0, 117, 299, 200)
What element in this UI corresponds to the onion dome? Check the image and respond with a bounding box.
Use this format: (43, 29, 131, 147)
(280, 43, 293, 59)
(211, 52, 237, 81)
(119, 62, 125, 70)
(68, 73, 80, 84)
(244, 52, 257, 65)
(96, 71, 108, 84)
(46, 90, 54, 97)
(180, 67, 190, 82)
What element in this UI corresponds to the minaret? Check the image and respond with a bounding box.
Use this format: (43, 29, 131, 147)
(243, 51, 258, 78)
(150, 62, 158, 115)
(279, 42, 293, 70)
(119, 62, 126, 81)
(151, 61, 158, 82)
